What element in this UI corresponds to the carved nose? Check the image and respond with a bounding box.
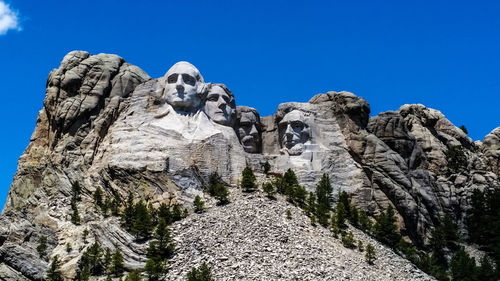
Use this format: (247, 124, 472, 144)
(250, 125, 258, 136)
(217, 97, 226, 109)
(176, 84, 184, 92)
(285, 124, 293, 135)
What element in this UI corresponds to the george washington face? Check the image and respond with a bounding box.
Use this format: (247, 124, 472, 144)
(164, 61, 204, 111)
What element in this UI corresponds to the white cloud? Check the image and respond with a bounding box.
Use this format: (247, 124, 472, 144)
(0, 1, 21, 35)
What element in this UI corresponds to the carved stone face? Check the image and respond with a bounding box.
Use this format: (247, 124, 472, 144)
(164, 62, 203, 111)
(237, 109, 261, 153)
(204, 85, 235, 126)
(279, 110, 310, 155)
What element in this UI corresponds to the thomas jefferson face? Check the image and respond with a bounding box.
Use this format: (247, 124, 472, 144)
(164, 62, 203, 110)
(237, 110, 261, 153)
(279, 110, 310, 155)
(204, 85, 235, 126)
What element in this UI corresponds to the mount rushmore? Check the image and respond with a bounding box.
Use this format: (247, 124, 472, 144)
(0, 51, 499, 280)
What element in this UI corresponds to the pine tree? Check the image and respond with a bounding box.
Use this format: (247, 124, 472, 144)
(72, 181, 82, 201)
(315, 174, 333, 226)
(334, 202, 347, 229)
(262, 182, 276, 198)
(241, 166, 257, 192)
(109, 248, 125, 277)
(282, 169, 299, 196)
(71, 197, 81, 225)
(81, 242, 105, 275)
(125, 270, 143, 281)
(459, 125, 468, 135)
(358, 211, 372, 232)
(450, 247, 477, 281)
(206, 172, 220, 196)
(111, 197, 121, 216)
(373, 205, 400, 248)
(102, 197, 112, 217)
(365, 243, 376, 264)
(172, 204, 183, 221)
(186, 262, 214, 281)
(148, 219, 175, 259)
(94, 186, 103, 208)
(149, 203, 158, 225)
(80, 265, 91, 281)
(477, 256, 496, 281)
(144, 258, 165, 281)
(132, 200, 153, 240)
(293, 185, 307, 208)
(357, 240, 364, 252)
(272, 177, 286, 195)
(193, 195, 205, 213)
(349, 205, 359, 227)
(37, 235, 48, 258)
(103, 248, 112, 272)
(214, 183, 230, 205)
(82, 229, 89, 244)
(445, 145, 467, 173)
(157, 203, 172, 225)
(429, 222, 447, 266)
(263, 161, 271, 175)
(342, 231, 356, 248)
(338, 191, 351, 218)
(46, 255, 63, 281)
(122, 193, 135, 231)
(307, 192, 316, 215)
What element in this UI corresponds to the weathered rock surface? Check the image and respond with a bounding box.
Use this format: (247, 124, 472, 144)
(0, 51, 498, 280)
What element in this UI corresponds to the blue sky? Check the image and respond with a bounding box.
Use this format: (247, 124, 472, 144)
(1, 0, 499, 211)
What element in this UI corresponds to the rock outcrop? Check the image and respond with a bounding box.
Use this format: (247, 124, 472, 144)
(0, 51, 498, 280)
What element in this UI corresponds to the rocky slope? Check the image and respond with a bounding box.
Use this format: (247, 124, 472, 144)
(166, 189, 432, 281)
(0, 51, 498, 280)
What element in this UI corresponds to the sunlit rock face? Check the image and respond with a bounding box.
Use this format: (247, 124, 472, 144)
(0, 52, 498, 280)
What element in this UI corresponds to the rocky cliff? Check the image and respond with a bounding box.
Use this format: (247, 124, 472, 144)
(0, 51, 498, 280)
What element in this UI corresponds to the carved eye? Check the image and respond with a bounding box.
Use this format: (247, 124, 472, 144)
(207, 94, 218, 102)
(167, 74, 178, 84)
(182, 74, 196, 86)
(291, 121, 304, 130)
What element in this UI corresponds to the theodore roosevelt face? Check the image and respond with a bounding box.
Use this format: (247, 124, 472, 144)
(237, 107, 262, 153)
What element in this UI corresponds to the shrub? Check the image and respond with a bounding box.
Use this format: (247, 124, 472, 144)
(193, 195, 205, 213)
(342, 231, 356, 248)
(241, 166, 257, 192)
(262, 182, 276, 198)
(186, 262, 213, 281)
